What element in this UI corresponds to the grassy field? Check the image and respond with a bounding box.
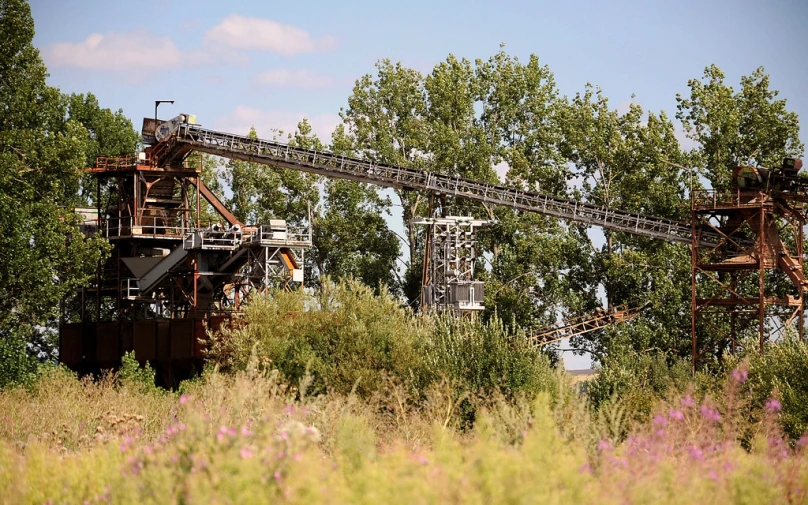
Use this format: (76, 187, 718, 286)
(1, 363, 806, 505)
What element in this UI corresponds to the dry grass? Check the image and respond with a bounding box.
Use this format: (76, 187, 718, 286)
(0, 364, 806, 504)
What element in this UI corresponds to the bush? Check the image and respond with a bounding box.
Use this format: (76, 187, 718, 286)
(0, 334, 44, 389)
(214, 279, 556, 402)
(587, 352, 693, 422)
(117, 351, 158, 392)
(745, 338, 808, 440)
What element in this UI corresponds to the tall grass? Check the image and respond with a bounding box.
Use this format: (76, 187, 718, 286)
(1, 363, 806, 504)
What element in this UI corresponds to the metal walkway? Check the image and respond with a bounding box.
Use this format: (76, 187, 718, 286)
(163, 124, 717, 246)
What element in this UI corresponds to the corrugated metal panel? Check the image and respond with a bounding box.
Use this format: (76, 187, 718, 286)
(156, 320, 171, 362)
(96, 322, 119, 366)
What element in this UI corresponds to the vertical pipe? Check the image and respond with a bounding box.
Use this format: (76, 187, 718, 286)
(758, 207, 766, 352)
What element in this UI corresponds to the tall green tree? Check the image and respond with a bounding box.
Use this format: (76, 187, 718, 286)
(311, 124, 401, 293)
(563, 86, 692, 359)
(676, 65, 803, 191)
(0, 0, 110, 381)
(223, 125, 319, 227)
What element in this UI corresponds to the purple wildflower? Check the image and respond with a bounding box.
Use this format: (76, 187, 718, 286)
(668, 409, 684, 421)
(652, 415, 668, 427)
(597, 440, 612, 452)
(731, 368, 749, 384)
(681, 395, 696, 408)
(797, 435, 808, 449)
(700, 405, 721, 423)
(688, 445, 704, 461)
(765, 398, 782, 413)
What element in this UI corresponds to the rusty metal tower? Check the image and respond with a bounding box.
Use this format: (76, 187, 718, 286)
(691, 159, 807, 366)
(60, 115, 310, 387)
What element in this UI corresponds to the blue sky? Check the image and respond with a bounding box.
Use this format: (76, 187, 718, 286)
(29, 0, 808, 368)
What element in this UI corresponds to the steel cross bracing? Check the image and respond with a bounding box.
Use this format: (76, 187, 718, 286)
(166, 125, 717, 246)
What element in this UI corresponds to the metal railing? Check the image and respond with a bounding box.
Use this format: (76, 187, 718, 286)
(122, 278, 139, 299)
(250, 223, 312, 245)
(165, 125, 724, 247)
(104, 216, 194, 239)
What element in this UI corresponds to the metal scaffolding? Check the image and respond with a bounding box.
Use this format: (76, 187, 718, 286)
(60, 123, 310, 387)
(691, 184, 806, 366)
(413, 217, 494, 313)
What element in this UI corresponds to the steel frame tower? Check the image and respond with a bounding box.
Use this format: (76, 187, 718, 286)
(690, 185, 806, 366)
(413, 216, 493, 313)
(60, 124, 310, 387)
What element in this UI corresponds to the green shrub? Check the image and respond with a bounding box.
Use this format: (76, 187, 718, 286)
(587, 352, 693, 422)
(214, 279, 556, 402)
(0, 334, 44, 389)
(118, 351, 156, 390)
(745, 338, 808, 440)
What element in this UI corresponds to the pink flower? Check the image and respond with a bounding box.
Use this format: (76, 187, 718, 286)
(240, 446, 254, 459)
(688, 445, 704, 461)
(597, 440, 612, 452)
(797, 435, 808, 449)
(668, 409, 684, 421)
(731, 368, 748, 385)
(681, 395, 696, 408)
(765, 398, 782, 413)
(274, 471, 282, 481)
(652, 415, 668, 427)
(179, 395, 189, 405)
(700, 405, 721, 423)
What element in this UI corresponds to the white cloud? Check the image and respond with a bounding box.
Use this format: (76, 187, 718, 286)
(42, 29, 246, 71)
(215, 106, 342, 142)
(253, 69, 333, 89)
(204, 15, 337, 55)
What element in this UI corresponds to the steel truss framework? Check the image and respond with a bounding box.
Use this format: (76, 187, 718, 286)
(527, 304, 648, 347)
(61, 152, 310, 387)
(413, 217, 494, 313)
(691, 190, 806, 366)
(161, 125, 729, 246)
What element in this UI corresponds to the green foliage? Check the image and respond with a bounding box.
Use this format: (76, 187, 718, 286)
(224, 125, 319, 226)
(746, 339, 808, 440)
(310, 123, 401, 293)
(0, 333, 41, 389)
(587, 351, 693, 421)
(214, 278, 555, 401)
(0, 0, 111, 357)
(677, 65, 804, 191)
(118, 351, 156, 391)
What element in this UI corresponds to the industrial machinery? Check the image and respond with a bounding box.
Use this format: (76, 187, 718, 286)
(60, 115, 310, 387)
(691, 158, 808, 363)
(527, 304, 649, 348)
(60, 112, 807, 379)
(413, 216, 495, 313)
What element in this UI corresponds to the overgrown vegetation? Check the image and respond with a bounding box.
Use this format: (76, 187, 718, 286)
(2, 338, 807, 504)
